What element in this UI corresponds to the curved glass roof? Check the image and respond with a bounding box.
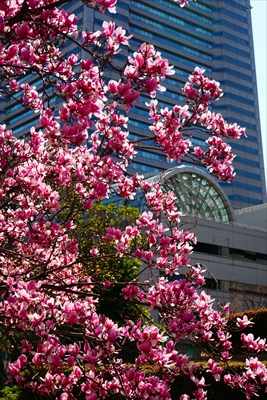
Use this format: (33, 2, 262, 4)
(162, 167, 234, 222)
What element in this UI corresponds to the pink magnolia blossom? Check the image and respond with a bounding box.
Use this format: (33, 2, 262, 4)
(237, 315, 254, 329)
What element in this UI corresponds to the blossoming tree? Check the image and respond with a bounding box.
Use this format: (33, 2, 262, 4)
(0, 0, 266, 399)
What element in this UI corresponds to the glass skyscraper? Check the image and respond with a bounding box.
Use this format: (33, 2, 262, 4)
(2, 0, 266, 209)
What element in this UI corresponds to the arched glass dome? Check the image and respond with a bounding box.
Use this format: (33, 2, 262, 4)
(162, 166, 234, 222)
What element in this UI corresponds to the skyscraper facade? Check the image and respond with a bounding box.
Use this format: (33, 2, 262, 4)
(2, 0, 266, 209)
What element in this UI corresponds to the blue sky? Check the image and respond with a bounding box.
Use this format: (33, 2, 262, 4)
(251, 0, 267, 185)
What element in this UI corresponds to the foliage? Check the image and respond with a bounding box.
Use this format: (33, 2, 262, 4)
(0, 0, 266, 399)
(63, 201, 146, 323)
(0, 385, 21, 400)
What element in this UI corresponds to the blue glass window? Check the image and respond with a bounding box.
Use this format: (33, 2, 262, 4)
(223, 93, 254, 106)
(163, 78, 183, 89)
(117, 1, 129, 9)
(63, 0, 77, 9)
(130, 162, 159, 172)
(137, 150, 167, 162)
(18, 74, 35, 84)
(131, 107, 150, 117)
(228, 195, 262, 205)
(174, 68, 190, 78)
(221, 0, 247, 12)
(13, 117, 40, 135)
(212, 105, 255, 118)
(213, 8, 247, 23)
(128, 120, 150, 130)
(231, 143, 258, 154)
(128, 132, 154, 147)
(6, 103, 21, 114)
(151, 0, 212, 24)
(158, 90, 185, 103)
(220, 181, 262, 192)
(213, 32, 249, 46)
(220, 80, 253, 94)
(213, 20, 248, 35)
(235, 169, 261, 180)
(213, 68, 252, 82)
(190, 138, 207, 147)
(6, 110, 35, 125)
(131, 2, 213, 36)
(73, 5, 83, 15)
(130, 20, 212, 60)
(235, 157, 259, 167)
(213, 56, 251, 70)
(213, 44, 250, 58)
